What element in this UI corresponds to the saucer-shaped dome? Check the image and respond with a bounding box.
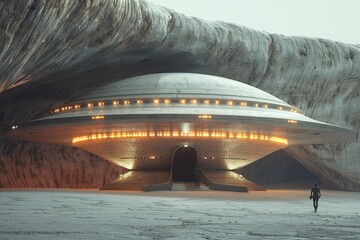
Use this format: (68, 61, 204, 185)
(75, 72, 292, 108)
(5, 73, 353, 171)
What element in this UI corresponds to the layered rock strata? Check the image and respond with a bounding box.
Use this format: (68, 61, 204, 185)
(0, 139, 123, 188)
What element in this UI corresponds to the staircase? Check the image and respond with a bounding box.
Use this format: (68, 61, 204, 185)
(171, 182, 210, 191)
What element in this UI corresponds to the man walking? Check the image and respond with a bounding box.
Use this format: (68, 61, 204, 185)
(193, 167, 201, 188)
(310, 183, 321, 212)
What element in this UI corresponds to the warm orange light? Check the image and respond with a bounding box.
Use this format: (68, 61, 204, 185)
(87, 103, 93, 107)
(91, 116, 104, 120)
(198, 115, 212, 119)
(204, 100, 210, 104)
(153, 99, 159, 104)
(124, 100, 130, 105)
(180, 99, 186, 104)
(98, 102, 104, 106)
(164, 99, 171, 104)
(278, 106, 283, 110)
(288, 120, 298, 124)
(190, 99, 197, 104)
(136, 100, 143, 104)
(215, 100, 220, 105)
(240, 102, 247, 106)
(264, 104, 268, 108)
(113, 101, 119, 105)
(254, 103, 259, 107)
(227, 101, 233, 105)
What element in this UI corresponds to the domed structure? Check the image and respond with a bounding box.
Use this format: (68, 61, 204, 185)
(5, 73, 353, 191)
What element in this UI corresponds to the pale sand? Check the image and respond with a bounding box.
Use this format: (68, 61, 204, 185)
(1, 188, 359, 239)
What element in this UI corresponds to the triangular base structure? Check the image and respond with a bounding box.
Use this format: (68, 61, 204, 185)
(101, 169, 264, 192)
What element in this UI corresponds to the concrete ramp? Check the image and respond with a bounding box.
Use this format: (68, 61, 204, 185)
(171, 182, 210, 191)
(201, 170, 265, 192)
(101, 170, 170, 190)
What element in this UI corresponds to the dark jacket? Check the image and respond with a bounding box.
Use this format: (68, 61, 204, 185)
(311, 186, 321, 198)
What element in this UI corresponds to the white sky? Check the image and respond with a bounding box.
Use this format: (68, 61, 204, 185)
(147, 0, 359, 44)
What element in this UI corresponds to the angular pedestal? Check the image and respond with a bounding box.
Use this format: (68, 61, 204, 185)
(101, 170, 170, 191)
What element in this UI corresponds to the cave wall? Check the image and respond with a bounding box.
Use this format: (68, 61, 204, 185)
(0, 139, 123, 188)
(0, 0, 360, 190)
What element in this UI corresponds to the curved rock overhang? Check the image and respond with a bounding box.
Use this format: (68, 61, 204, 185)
(0, 0, 359, 190)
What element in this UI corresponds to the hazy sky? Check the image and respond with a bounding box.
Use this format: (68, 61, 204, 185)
(147, 0, 359, 44)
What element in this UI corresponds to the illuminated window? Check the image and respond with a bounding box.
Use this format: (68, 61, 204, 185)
(87, 103, 93, 108)
(190, 99, 197, 104)
(136, 100, 143, 104)
(91, 116, 104, 120)
(113, 101, 119, 105)
(227, 101, 233, 105)
(98, 102, 104, 106)
(240, 102, 247, 106)
(215, 100, 220, 105)
(180, 99, 186, 104)
(254, 103, 259, 107)
(278, 106, 283, 110)
(288, 120, 298, 124)
(124, 100, 130, 105)
(204, 100, 210, 104)
(153, 99, 159, 104)
(164, 99, 171, 104)
(198, 115, 212, 119)
(263, 104, 268, 108)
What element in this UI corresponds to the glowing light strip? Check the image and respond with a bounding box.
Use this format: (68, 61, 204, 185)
(72, 131, 288, 145)
(91, 116, 104, 120)
(51, 98, 303, 115)
(288, 120, 298, 124)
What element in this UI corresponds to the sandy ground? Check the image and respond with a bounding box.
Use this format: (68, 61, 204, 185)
(0, 188, 359, 240)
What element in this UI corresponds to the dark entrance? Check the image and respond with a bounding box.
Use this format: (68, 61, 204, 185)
(172, 146, 198, 182)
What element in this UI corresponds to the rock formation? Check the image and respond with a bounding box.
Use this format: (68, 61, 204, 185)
(0, 139, 123, 188)
(0, 0, 359, 190)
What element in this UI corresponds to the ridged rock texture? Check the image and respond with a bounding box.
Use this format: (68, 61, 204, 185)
(0, 139, 123, 188)
(0, 0, 359, 190)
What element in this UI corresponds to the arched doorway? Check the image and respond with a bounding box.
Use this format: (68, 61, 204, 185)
(172, 146, 198, 182)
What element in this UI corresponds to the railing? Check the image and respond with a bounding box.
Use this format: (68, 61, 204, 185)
(200, 171, 248, 192)
(143, 167, 173, 192)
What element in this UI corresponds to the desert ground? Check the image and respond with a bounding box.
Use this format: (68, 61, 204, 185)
(1, 188, 359, 239)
